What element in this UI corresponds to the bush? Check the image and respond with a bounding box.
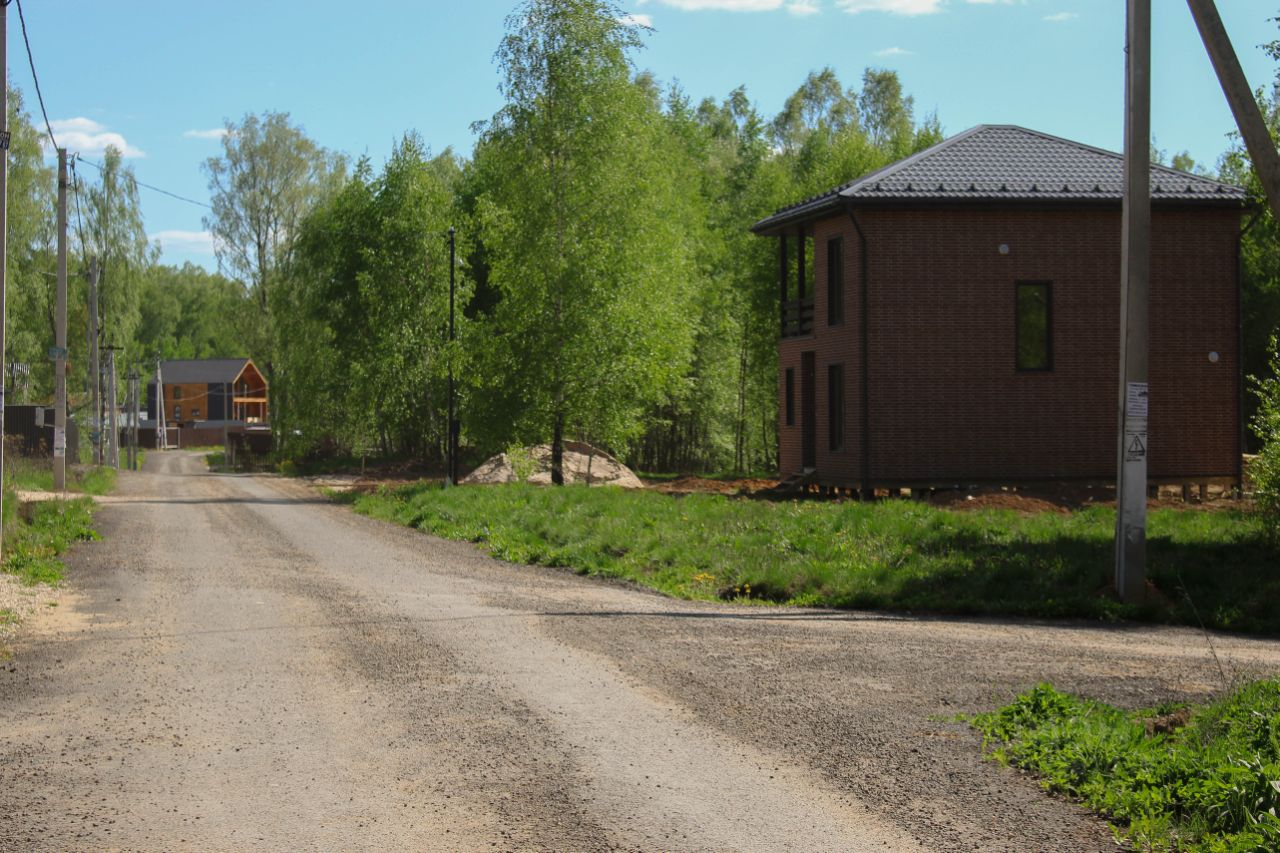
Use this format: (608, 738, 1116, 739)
(1250, 334, 1280, 533)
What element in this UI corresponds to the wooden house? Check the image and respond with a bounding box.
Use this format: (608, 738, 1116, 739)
(146, 358, 269, 426)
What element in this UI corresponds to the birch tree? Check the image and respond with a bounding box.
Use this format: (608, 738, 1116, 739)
(471, 0, 697, 483)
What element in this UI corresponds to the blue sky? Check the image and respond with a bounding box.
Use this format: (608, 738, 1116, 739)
(10, 0, 1277, 272)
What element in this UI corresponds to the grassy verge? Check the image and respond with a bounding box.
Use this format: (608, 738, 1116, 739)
(6, 456, 117, 496)
(1, 490, 99, 586)
(971, 682, 1280, 852)
(340, 482, 1280, 633)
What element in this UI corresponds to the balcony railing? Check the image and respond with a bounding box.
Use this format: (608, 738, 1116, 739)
(781, 296, 814, 338)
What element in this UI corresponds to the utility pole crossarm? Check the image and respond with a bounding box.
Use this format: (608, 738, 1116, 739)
(1187, 0, 1280, 222)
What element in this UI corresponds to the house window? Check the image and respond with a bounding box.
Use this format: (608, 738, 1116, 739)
(828, 364, 844, 451)
(1016, 281, 1052, 371)
(172, 387, 181, 400)
(192, 408, 201, 420)
(827, 237, 844, 325)
(173, 405, 182, 421)
(785, 368, 795, 426)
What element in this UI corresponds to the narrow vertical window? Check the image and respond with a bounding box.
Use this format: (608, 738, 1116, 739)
(827, 237, 844, 325)
(785, 368, 795, 426)
(828, 364, 844, 451)
(1015, 282, 1052, 371)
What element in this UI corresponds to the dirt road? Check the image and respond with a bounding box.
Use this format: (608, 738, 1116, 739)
(3, 451, 1278, 851)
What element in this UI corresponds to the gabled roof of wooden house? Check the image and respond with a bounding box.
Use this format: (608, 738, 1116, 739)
(752, 124, 1248, 234)
(159, 358, 261, 386)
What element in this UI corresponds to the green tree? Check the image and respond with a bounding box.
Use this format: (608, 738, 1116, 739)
(82, 146, 155, 369)
(4, 88, 56, 401)
(1249, 335, 1280, 530)
(471, 0, 697, 483)
(134, 262, 253, 361)
(285, 137, 464, 459)
(1218, 19, 1280, 448)
(202, 112, 345, 390)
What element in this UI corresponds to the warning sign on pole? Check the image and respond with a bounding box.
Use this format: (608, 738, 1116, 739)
(53, 427, 66, 458)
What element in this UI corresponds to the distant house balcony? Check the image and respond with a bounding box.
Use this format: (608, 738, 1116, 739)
(782, 296, 814, 338)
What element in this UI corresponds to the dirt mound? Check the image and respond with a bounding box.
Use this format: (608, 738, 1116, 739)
(645, 476, 779, 496)
(927, 489, 1071, 514)
(462, 442, 644, 488)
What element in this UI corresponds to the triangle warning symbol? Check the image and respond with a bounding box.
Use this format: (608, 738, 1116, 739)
(1127, 435, 1146, 455)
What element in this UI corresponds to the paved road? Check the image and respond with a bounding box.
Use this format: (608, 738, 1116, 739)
(3, 451, 1279, 851)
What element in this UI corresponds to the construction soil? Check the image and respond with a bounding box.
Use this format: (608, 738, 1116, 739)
(463, 442, 644, 488)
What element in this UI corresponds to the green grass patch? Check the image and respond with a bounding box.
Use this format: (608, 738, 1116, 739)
(5, 456, 117, 496)
(341, 482, 1280, 632)
(972, 682, 1280, 852)
(1, 490, 99, 586)
(0, 608, 16, 625)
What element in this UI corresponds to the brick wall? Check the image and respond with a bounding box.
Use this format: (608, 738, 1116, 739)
(777, 204, 1241, 485)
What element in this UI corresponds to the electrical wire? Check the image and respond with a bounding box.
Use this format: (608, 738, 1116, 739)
(69, 159, 89, 254)
(13, 0, 58, 150)
(73, 155, 213, 210)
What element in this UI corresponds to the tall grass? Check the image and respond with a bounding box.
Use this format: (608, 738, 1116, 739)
(343, 482, 1279, 633)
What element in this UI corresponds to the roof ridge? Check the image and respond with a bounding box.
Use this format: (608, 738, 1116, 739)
(838, 124, 991, 198)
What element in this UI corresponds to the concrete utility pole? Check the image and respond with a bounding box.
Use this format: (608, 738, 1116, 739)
(54, 149, 68, 491)
(1115, 0, 1152, 603)
(446, 226, 458, 487)
(105, 347, 119, 469)
(87, 256, 101, 464)
(126, 366, 136, 471)
(155, 357, 166, 451)
(0, 2, 9, 556)
(1187, 0, 1280, 223)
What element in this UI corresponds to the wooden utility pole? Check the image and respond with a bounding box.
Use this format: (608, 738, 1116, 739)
(87, 256, 101, 464)
(54, 149, 68, 491)
(0, 2, 9, 556)
(1115, 0, 1152, 603)
(1187, 0, 1280, 223)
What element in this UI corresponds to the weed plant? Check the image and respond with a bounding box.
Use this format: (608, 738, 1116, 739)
(972, 682, 1280, 852)
(343, 482, 1279, 633)
(0, 488, 98, 586)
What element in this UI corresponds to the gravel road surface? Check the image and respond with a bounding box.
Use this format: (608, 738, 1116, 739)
(2, 450, 1278, 851)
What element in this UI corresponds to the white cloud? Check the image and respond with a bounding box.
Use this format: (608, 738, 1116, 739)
(787, 0, 821, 14)
(875, 46, 914, 56)
(836, 0, 943, 14)
(46, 117, 145, 158)
(642, 0, 785, 10)
(1044, 11, 1076, 22)
(150, 230, 217, 256)
(183, 127, 229, 140)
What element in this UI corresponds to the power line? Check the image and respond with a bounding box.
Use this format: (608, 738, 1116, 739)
(74, 155, 213, 210)
(13, 0, 58, 150)
(69, 159, 89, 254)
(11, 0, 214, 217)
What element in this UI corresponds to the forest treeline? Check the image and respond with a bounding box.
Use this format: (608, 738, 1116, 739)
(4, 0, 1279, 476)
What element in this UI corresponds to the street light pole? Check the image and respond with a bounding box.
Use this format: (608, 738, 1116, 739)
(447, 226, 457, 487)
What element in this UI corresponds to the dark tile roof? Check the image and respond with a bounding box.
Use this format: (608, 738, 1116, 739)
(752, 124, 1247, 232)
(157, 358, 252, 385)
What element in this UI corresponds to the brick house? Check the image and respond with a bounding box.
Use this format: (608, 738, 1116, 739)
(146, 358, 269, 426)
(751, 125, 1247, 493)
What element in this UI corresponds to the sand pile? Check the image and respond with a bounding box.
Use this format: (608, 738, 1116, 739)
(462, 441, 643, 488)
